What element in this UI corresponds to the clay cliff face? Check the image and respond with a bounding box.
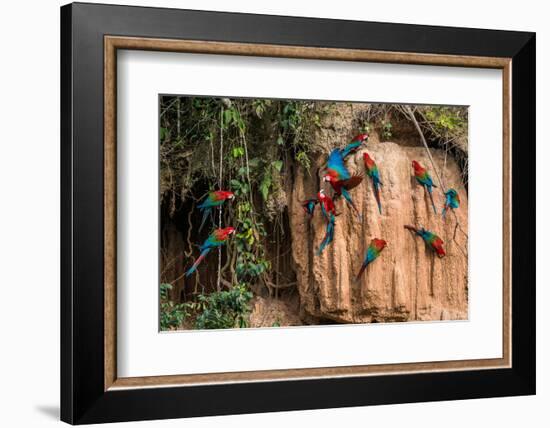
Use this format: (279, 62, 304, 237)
(288, 133, 468, 324)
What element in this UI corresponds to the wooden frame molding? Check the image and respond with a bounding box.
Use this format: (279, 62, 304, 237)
(104, 35, 512, 391)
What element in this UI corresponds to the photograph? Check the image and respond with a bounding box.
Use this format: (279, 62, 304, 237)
(159, 95, 469, 330)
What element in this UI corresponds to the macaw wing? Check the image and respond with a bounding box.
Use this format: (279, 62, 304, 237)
(201, 237, 216, 251)
(326, 198, 336, 213)
(317, 213, 335, 255)
(208, 230, 227, 246)
(320, 203, 328, 218)
(302, 199, 317, 215)
(417, 174, 433, 188)
(341, 174, 363, 191)
(424, 173, 434, 187)
(371, 166, 381, 183)
(326, 149, 351, 180)
(340, 141, 362, 159)
(197, 198, 211, 209)
(365, 246, 376, 264)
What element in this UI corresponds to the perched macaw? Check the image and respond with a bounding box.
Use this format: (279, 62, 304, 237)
(302, 198, 317, 217)
(442, 188, 460, 219)
(412, 160, 437, 214)
(185, 227, 236, 276)
(317, 189, 336, 220)
(404, 225, 446, 258)
(197, 190, 235, 232)
(363, 152, 382, 214)
(323, 149, 363, 220)
(340, 133, 369, 159)
(317, 213, 335, 256)
(355, 238, 387, 281)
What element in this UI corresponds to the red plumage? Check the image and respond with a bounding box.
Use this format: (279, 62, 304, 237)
(212, 190, 235, 201)
(372, 238, 387, 252)
(317, 189, 336, 216)
(214, 226, 236, 241)
(412, 160, 426, 176)
(431, 237, 446, 258)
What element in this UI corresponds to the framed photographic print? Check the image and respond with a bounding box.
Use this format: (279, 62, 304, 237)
(60, 2, 536, 424)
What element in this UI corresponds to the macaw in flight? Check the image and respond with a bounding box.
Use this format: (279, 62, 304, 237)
(340, 133, 369, 159)
(323, 149, 363, 220)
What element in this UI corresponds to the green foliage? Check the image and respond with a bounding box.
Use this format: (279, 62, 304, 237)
(277, 100, 331, 171)
(159, 283, 191, 330)
(259, 160, 283, 201)
(194, 284, 253, 329)
(360, 122, 371, 134)
(159, 96, 329, 213)
(381, 121, 393, 140)
(234, 200, 270, 279)
(295, 151, 311, 171)
(418, 105, 468, 185)
(423, 106, 467, 133)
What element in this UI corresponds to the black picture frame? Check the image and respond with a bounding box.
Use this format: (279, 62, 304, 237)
(61, 2, 535, 424)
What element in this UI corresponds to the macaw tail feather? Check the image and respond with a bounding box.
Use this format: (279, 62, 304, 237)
(185, 248, 211, 276)
(404, 225, 418, 234)
(373, 181, 382, 214)
(427, 187, 437, 214)
(442, 205, 448, 219)
(341, 187, 362, 221)
(317, 214, 335, 255)
(198, 208, 211, 233)
(355, 262, 368, 282)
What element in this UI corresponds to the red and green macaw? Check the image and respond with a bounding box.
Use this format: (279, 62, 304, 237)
(340, 133, 369, 159)
(363, 152, 383, 214)
(442, 188, 460, 219)
(317, 212, 335, 255)
(315, 189, 337, 255)
(323, 149, 363, 220)
(317, 189, 336, 220)
(185, 226, 236, 276)
(301, 190, 337, 220)
(355, 238, 387, 281)
(197, 190, 235, 232)
(404, 225, 446, 258)
(412, 160, 437, 214)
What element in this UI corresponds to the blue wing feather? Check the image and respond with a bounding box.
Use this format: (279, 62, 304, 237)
(317, 213, 335, 255)
(340, 141, 361, 159)
(326, 149, 351, 181)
